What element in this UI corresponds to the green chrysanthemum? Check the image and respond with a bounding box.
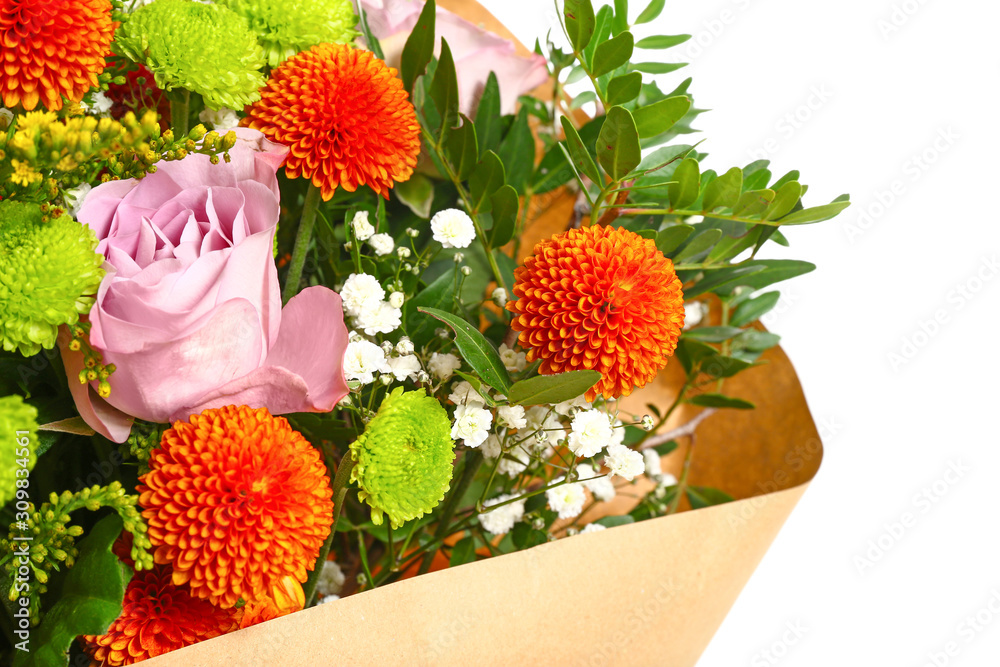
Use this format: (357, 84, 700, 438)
(0, 201, 104, 356)
(0, 395, 38, 507)
(115, 0, 266, 110)
(220, 0, 359, 67)
(350, 388, 456, 529)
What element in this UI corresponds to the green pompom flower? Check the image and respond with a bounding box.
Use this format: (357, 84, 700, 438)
(0, 395, 38, 508)
(350, 388, 456, 529)
(116, 0, 266, 110)
(0, 201, 104, 356)
(220, 0, 359, 67)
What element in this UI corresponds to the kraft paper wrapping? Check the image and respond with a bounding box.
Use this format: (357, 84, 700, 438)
(146, 3, 821, 664)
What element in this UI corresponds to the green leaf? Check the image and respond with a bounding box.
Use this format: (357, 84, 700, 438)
(732, 189, 775, 218)
(512, 522, 547, 549)
(596, 106, 641, 182)
(560, 116, 602, 184)
(671, 227, 720, 262)
(507, 370, 601, 406)
(595, 514, 635, 528)
(698, 355, 756, 379)
(635, 0, 666, 24)
(356, 1, 385, 61)
(430, 38, 459, 136)
(469, 150, 506, 213)
(419, 307, 512, 393)
(606, 71, 643, 105)
(667, 157, 700, 210)
(446, 113, 478, 181)
(497, 107, 534, 194)
(564, 0, 596, 52)
(764, 181, 802, 220)
(582, 5, 614, 68)
(675, 338, 718, 375)
(632, 95, 691, 139)
(635, 34, 692, 49)
(633, 61, 687, 74)
(591, 31, 634, 77)
(400, 0, 435, 93)
(680, 265, 766, 299)
(702, 167, 743, 212)
(714, 259, 815, 293)
(16, 515, 130, 667)
(453, 371, 498, 407)
(611, 0, 629, 35)
(683, 326, 743, 343)
(488, 185, 519, 247)
(449, 535, 477, 566)
(730, 292, 780, 327)
(405, 273, 456, 348)
(394, 173, 435, 218)
(475, 72, 502, 157)
(777, 199, 851, 225)
(687, 393, 755, 410)
(532, 141, 576, 194)
(686, 485, 735, 509)
(735, 329, 781, 352)
(656, 225, 694, 255)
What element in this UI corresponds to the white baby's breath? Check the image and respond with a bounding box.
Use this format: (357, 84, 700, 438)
(343, 340, 389, 385)
(351, 211, 375, 241)
(368, 233, 394, 256)
(431, 208, 476, 248)
(546, 476, 586, 519)
(478, 494, 526, 536)
(341, 273, 385, 318)
(451, 403, 493, 447)
(604, 443, 645, 481)
(429, 352, 461, 380)
(568, 409, 613, 458)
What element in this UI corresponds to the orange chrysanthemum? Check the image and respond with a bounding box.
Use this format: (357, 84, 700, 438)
(243, 42, 421, 200)
(80, 565, 240, 666)
(0, 0, 115, 111)
(137, 406, 334, 608)
(507, 225, 685, 402)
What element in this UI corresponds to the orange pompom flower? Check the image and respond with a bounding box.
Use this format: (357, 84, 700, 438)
(243, 42, 421, 200)
(137, 406, 334, 608)
(0, 0, 116, 111)
(507, 225, 685, 402)
(80, 565, 240, 666)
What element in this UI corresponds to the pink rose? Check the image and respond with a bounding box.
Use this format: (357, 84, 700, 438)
(62, 129, 349, 442)
(360, 0, 549, 115)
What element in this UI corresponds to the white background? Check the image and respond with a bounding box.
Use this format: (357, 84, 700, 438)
(483, 1, 1000, 665)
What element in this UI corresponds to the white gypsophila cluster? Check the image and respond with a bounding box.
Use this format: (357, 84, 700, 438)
(451, 403, 493, 447)
(341, 273, 384, 317)
(498, 343, 527, 372)
(368, 233, 394, 256)
(497, 443, 532, 478)
(356, 301, 402, 336)
(81, 91, 113, 115)
(580, 523, 607, 535)
(546, 476, 587, 519)
(576, 463, 616, 502)
(318, 594, 340, 605)
(609, 420, 626, 448)
(428, 352, 461, 380)
(604, 443, 645, 481)
(316, 560, 346, 598)
(481, 433, 502, 459)
(448, 380, 481, 405)
(683, 301, 707, 330)
(553, 394, 590, 416)
(478, 494, 526, 536)
(496, 404, 526, 429)
(386, 354, 421, 381)
(568, 409, 613, 458)
(198, 107, 239, 131)
(430, 208, 476, 248)
(65, 182, 92, 218)
(524, 406, 564, 448)
(658, 472, 679, 487)
(643, 449, 663, 479)
(351, 211, 375, 241)
(491, 287, 507, 307)
(343, 340, 389, 385)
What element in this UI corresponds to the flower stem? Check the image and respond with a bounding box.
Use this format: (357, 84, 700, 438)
(282, 183, 322, 303)
(417, 449, 483, 575)
(170, 90, 190, 138)
(303, 452, 355, 607)
(667, 434, 696, 515)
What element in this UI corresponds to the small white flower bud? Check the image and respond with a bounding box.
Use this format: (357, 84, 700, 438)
(453, 252, 465, 263)
(641, 415, 654, 431)
(461, 266, 472, 276)
(396, 337, 414, 355)
(397, 246, 411, 259)
(491, 287, 508, 307)
(389, 291, 405, 308)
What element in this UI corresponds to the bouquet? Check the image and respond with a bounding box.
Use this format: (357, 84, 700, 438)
(0, 0, 849, 664)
